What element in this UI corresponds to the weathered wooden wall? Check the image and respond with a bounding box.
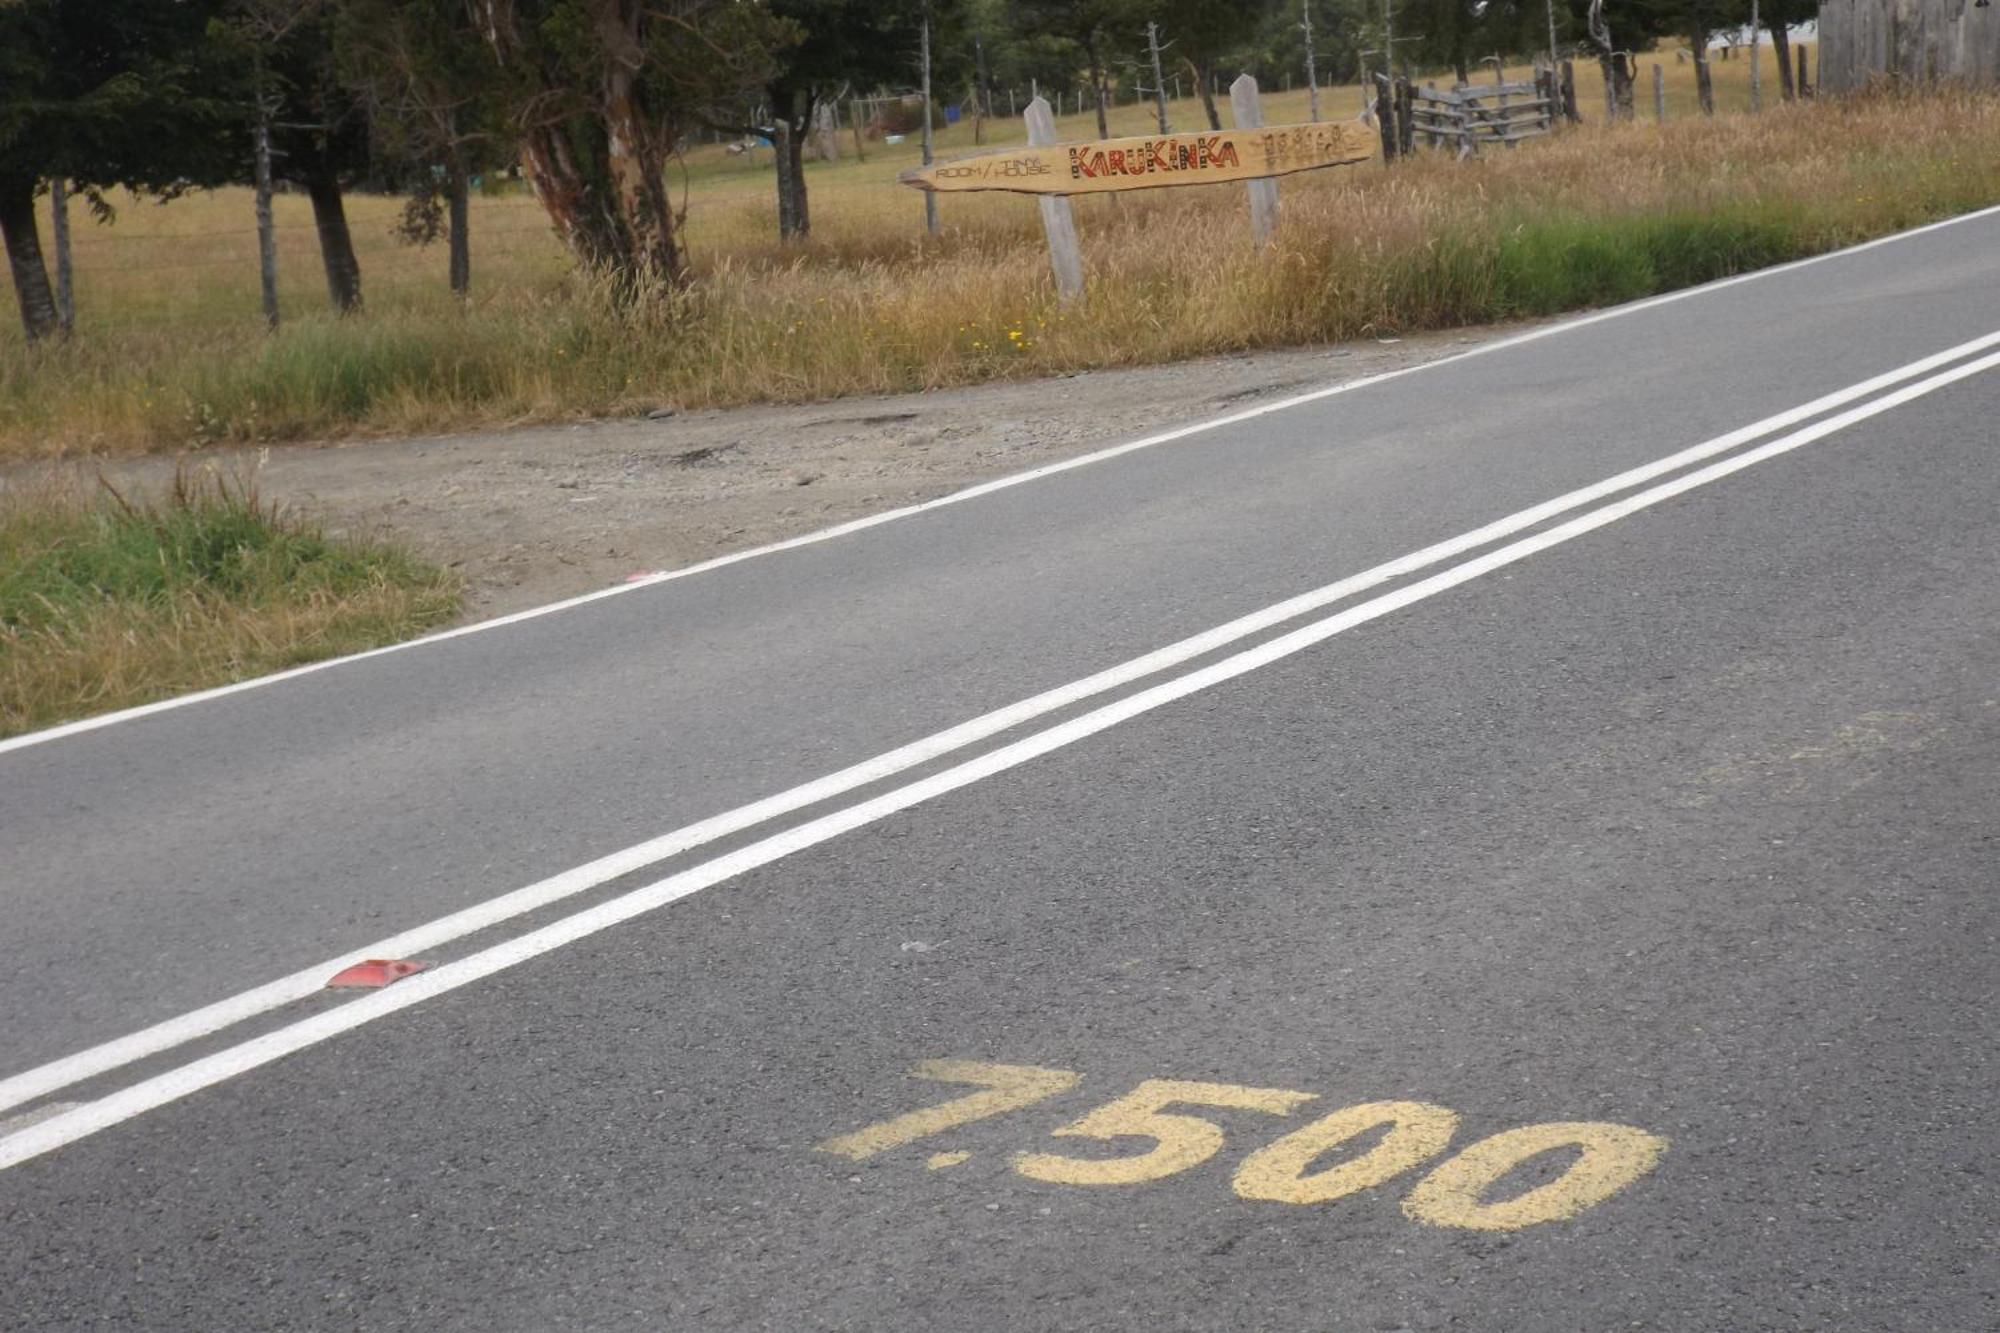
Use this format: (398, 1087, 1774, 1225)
(1819, 0, 2000, 90)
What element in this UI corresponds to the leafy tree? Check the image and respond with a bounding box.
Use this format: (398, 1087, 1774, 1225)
(716, 0, 925, 241)
(234, 0, 374, 312)
(332, 0, 511, 293)
(1012, 0, 1144, 138)
(470, 0, 793, 286)
(1572, 0, 1681, 118)
(0, 0, 242, 341)
(1006, 33, 1091, 104)
(1222, 0, 1368, 105)
(1405, 0, 1485, 85)
(1155, 0, 1280, 131)
(950, 0, 1084, 104)
(1656, 0, 1752, 114)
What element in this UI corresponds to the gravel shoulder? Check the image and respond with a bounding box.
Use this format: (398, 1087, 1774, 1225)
(30, 326, 1523, 620)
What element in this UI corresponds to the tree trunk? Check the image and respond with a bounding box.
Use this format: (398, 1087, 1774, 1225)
(773, 120, 798, 239)
(1454, 56, 1471, 86)
(304, 169, 363, 314)
(0, 177, 58, 343)
(1601, 53, 1636, 120)
(601, 66, 685, 282)
(478, 0, 682, 287)
(1086, 34, 1111, 140)
(1691, 32, 1715, 114)
(1193, 60, 1223, 131)
(973, 35, 990, 144)
(1375, 77, 1398, 162)
(447, 164, 470, 296)
(787, 113, 809, 238)
(518, 124, 622, 272)
(1770, 24, 1795, 98)
(772, 112, 811, 241)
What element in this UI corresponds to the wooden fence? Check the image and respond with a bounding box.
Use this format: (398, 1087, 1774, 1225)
(1819, 0, 1998, 90)
(1374, 65, 1576, 162)
(1407, 80, 1557, 154)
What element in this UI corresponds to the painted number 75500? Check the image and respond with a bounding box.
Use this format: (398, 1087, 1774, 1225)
(817, 1060, 1666, 1231)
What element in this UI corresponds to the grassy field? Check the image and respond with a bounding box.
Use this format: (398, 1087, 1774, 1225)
(0, 467, 459, 736)
(5, 43, 1999, 460)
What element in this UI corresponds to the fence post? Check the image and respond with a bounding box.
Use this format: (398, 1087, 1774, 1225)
(919, 16, 939, 237)
(1024, 98, 1084, 305)
(1229, 74, 1278, 249)
(1653, 64, 1665, 122)
(1749, 0, 1763, 111)
(253, 109, 281, 332)
(49, 177, 73, 336)
(1302, 0, 1322, 122)
(1375, 75, 1398, 162)
(816, 101, 840, 161)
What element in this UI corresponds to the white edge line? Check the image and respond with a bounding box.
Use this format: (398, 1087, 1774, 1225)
(4, 201, 1997, 759)
(4, 344, 1994, 1173)
(3, 325, 1997, 1118)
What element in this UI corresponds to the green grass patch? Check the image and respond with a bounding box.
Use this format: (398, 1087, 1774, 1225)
(0, 469, 461, 737)
(1482, 206, 1804, 317)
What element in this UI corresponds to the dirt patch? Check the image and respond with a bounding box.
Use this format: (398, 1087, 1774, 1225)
(16, 326, 1523, 620)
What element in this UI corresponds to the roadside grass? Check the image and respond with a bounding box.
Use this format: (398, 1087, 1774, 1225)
(0, 468, 460, 736)
(4, 63, 1997, 457)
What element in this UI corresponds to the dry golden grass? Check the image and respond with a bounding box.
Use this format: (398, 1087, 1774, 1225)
(5, 47, 1997, 460)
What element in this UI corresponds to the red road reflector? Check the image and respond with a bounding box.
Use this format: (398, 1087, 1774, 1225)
(326, 958, 432, 989)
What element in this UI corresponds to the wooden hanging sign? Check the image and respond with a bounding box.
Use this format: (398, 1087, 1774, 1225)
(899, 120, 1376, 196)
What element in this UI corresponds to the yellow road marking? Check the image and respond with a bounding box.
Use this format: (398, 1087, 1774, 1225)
(820, 1060, 1668, 1230)
(1233, 1100, 1459, 1205)
(1015, 1079, 1314, 1186)
(1402, 1121, 1669, 1231)
(817, 1060, 1080, 1161)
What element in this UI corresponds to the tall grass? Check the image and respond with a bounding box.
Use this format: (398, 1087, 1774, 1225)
(0, 468, 459, 735)
(3, 84, 1995, 459)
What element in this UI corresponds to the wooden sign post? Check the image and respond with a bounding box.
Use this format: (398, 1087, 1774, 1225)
(900, 118, 1375, 197)
(1022, 97, 1084, 304)
(901, 85, 1375, 302)
(1229, 74, 1279, 248)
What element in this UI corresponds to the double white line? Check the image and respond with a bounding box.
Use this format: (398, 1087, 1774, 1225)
(4, 329, 1998, 1173)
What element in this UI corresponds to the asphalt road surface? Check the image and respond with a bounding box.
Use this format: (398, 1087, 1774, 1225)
(2, 208, 1997, 1331)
